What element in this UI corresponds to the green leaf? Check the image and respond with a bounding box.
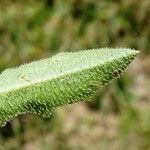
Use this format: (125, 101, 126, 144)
(0, 48, 139, 126)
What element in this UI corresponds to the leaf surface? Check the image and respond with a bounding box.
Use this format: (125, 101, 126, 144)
(0, 48, 139, 126)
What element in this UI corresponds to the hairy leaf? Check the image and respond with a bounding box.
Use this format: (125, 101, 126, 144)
(0, 48, 139, 126)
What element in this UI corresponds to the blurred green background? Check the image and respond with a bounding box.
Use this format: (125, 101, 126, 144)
(0, 0, 149, 150)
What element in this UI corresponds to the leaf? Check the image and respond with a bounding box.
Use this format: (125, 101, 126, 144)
(0, 48, 139, 126)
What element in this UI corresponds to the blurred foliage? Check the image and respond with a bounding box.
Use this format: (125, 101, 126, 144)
(0, 0, 149, 70)
(0, 0, 150, 149)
